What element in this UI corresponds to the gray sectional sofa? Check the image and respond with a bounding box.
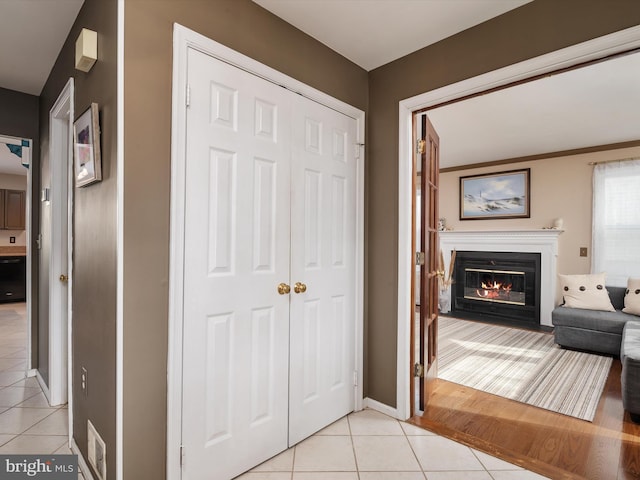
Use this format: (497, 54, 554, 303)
(552, 286, 640, 422)
(552, 286, 637, 356)
(622, 321, 640, 423)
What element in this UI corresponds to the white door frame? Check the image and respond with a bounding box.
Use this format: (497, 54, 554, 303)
(47, 77, 74, 409)
(395, 25, 640, 420)
(167, 24, 365, 479)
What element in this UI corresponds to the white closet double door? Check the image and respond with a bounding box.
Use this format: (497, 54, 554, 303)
(181, 48, 357, 480)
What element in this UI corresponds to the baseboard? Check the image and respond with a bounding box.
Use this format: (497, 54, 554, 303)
(35, 371, 51, 405)
(71, 438, 94, 480)
(363, 397, 401, 419)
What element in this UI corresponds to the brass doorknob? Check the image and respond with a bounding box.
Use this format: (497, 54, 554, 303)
(294, 282, 307, 294)
(277, 283, 291, 295)
(59, 274, 68, 283)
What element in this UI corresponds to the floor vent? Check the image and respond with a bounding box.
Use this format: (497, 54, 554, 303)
(87, 420, 106, 480)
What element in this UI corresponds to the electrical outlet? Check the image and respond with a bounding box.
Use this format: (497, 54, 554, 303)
(81, 367, 88, 396)
(580, 247, 588, 257)
(9, 237, 15, 244)
(87, 420, 106, 480)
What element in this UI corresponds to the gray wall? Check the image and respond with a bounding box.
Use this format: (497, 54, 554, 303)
(122, 0, 367, 478)
(0, 87, 40, 368)
(38, 0, 118, 478)
(366, 0, 640, 406)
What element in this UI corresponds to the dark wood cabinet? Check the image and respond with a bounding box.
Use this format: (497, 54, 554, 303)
(0, 256, 26, 302)
(0, 190, 25, 230)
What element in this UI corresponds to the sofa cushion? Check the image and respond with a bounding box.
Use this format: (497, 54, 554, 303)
(552, 306, 631, 335)
(623, 278, 640, 316)
(608, 286, 627, 311)
(558, 273, 615, 311)
(621, 321, 640, 418)
(554, 325, 622, 356)
(622, 320, 640, 360)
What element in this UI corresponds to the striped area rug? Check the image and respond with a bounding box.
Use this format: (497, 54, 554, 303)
(438, 316, 613, 422)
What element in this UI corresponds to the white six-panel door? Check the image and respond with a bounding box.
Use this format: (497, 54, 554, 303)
(181, 47, 357, 479)
(182, 48, 292, 479)
(289, 95, 356, 445)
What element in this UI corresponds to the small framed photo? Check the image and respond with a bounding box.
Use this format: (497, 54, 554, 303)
(460, 168, 530, 220)
(74, 103, 102, 187)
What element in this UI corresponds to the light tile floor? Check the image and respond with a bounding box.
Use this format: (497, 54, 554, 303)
(0, 302, 84, 479)
(237, 408, 550, 480)
(1, 302, 548, 480)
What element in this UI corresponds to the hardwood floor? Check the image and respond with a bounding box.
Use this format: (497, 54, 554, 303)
(409, 360, 640, 479)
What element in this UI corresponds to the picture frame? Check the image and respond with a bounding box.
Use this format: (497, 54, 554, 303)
(459, 168, 530, 220)
(74, 103, 102, 187)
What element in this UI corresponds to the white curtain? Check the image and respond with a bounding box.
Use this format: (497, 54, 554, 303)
(592, 159, 640, 287)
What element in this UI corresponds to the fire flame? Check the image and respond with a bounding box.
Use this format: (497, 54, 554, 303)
(476, 280, 512, 299)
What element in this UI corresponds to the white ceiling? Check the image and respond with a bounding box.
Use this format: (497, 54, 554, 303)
(428, 51, 640, 168)
(253, 0, 531, 71)
(0, 0, 84, 95)
(0, 140, 29, 176)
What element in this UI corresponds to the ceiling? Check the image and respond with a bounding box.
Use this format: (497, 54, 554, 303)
(0, 0, 637, 172)
(252, 0, 531, 71)
(428, 51, 640, 169)
(0, 0, 84, 96)
(0, 139, 29, 176)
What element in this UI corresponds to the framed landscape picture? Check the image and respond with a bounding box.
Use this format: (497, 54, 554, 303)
(460, 168, 530, 220)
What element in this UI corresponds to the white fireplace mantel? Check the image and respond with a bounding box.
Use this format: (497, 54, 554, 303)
(440, 229, 563, 327)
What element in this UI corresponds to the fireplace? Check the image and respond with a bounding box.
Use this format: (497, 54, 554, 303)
(452, 251, 541, 327)
(440, 230, 562, 327)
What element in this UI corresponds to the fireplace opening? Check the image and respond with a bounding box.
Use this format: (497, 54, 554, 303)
(451, 251, 541, 328)
(464, 268, 526, 305)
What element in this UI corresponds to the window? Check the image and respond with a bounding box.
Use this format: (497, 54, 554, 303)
(592, 159, 640, 287)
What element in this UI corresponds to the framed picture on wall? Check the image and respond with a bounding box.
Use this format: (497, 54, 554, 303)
(460, 168, 530, 220)
(73, 103, 102, 187)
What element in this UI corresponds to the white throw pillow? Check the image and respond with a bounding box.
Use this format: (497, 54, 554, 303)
(623, 278, 640, 316)
(559, 273, 615, 311)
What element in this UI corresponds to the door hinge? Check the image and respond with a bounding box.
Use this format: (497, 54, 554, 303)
(414, 363, 424, 378)
(417, 139, 426, 155)
(415, 251, 425, 266)
(354, 143, 364, 159)
(353, 371, 358, 387)
(186, 85, 191, 107)
(180, 445, 185, 467)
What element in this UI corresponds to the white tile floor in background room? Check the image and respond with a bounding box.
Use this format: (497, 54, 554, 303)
(1, 302, 548, 480)
(0, 302, 84, 479)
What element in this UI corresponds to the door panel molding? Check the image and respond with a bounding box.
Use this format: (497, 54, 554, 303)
(168, 24, 365, 480)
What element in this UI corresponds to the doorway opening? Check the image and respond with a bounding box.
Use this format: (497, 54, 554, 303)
(0, 134, 33, 379)
(398, 26, 640, 421)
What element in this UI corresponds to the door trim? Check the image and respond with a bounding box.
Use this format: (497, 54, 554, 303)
(47, 77, 74, 407)
(167, 23, 365, 480)
(396, 24, 640, 421)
